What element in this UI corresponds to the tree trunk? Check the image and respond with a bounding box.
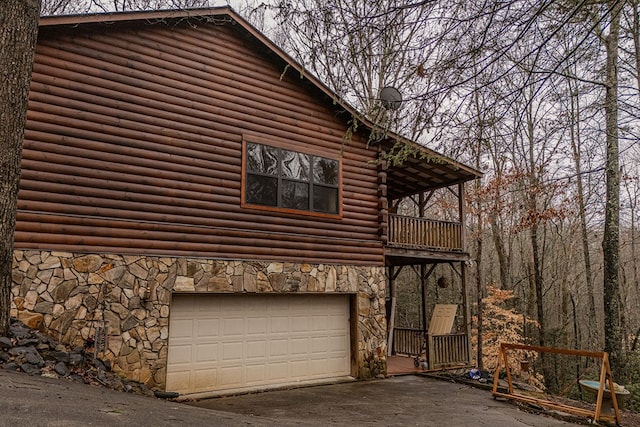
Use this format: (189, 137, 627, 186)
(566, 76, 597, 349)
(0, 0, 40, 336)
(475, 204, 483, 370)
(489, 211, 510, 290)
(602, 0, 623, 379)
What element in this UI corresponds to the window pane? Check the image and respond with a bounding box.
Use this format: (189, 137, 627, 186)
(246, 174, 278, 206)
(282, 150, 310, 180)
(282, 180, 309, 210)
(313, 157, 338, 185)
(247, 143, 278, 175)
(313, 185, 338, 213)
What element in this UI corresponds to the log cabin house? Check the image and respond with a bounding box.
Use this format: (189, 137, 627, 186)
(10, 7, 481, 397)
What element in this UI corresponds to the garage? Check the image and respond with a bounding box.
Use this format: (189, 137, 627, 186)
(165, 294, 352, 396)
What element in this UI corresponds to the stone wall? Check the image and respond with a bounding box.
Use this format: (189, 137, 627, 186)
(11, 250, 387, 389)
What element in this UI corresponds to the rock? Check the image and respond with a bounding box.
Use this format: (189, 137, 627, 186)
(137, 383, 154, 397)
(121, 316, 138, 332)
(49, 309, 77, 335)
(110, 302, 128, 318)
(13, 297, 25, 311)
(38, 256, 61, 270)
(34, 301, 55, 315)
(100, 266, 126, 285)
(100, 358, 112, 371)
(26, 351, 45, 367)
(3, 362, 19, 371)
(83, 295, 98, 312)
(0, 337, 12, 349)
(10, 323, 31, 339)
(17, 338, 39, 347)
(68, 373, 83, 383)
(9, 345, 34, 357)
(20, 363, 41, 375)
(72, 255, 103, 273)
(267, 262, 284, 273)
(64, 293, 83, 310)
(93, 358, 107, 372)
(111, 376, 125, 391)
(54, 361, 69, 376)
(1, 316, 155, 399)
(174, 276, 194, 291)
(49, 350, 70, 364)
(52, 280, 77, 303)
(69, 352, 84, 366)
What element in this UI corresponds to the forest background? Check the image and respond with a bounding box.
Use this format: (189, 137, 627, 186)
(5, 0, 640, 404)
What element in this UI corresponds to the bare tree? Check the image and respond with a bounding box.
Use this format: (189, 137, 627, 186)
(599, 0, 624, 378)
(0, 0, 41, 336)
(41, 0, 213, 15)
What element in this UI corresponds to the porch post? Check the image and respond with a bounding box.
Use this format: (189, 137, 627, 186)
(458, 182, 466, 245)
(418, 192, 428, 334)
(461, 260, 472, 365)
(421, 264, 428, 333)
(387, 266, 395, 356)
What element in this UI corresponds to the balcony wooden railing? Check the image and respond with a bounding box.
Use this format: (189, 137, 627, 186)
(388, 215, 462, 251)
(392, 327, 424, 356)
(428, 333, 470, 369)
(392, 328, 470, 370)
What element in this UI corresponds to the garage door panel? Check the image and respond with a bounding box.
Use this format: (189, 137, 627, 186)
(196, 319, 219, 335)
(220, 366, 243, 386)
(167, 294, 351, 395)
(246, 364, 267, 383)
(310, 359, 328, 375)
(328, 335, 348, 351)
(291, 337, 309, 354)
(247, 317, 267, 334)
(246, 340, 266, 358)
(270, 316, 288, 333)
(169, 344, 193, 364)
(269, 338, 289, 356)
(194, 369, 217, 392)
(222, 318, 244, 336)
(170, 319, 194, 338)
(268, 362, 288, 380)
(195, 343, 218, 362)
(291, 315, 309, 331)
(311, 315, 329, 330)
(222, 341, 243, 360)
(311, 336, 328, 353)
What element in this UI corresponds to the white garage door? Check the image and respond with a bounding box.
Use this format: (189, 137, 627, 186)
(166, 294, 351, 396)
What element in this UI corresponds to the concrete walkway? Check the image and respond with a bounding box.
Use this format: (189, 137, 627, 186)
(0, 368, 579, 426)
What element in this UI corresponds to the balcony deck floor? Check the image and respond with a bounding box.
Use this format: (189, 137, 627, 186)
(386, 355, 425, 376)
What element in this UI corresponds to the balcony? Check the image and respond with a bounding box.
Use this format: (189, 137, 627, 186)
(385, 215, 467, 264)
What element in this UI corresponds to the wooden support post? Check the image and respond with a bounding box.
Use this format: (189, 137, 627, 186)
(387, 265, 396, 357)
(387, 297, 396, 357)
(461, 261, 471, 365)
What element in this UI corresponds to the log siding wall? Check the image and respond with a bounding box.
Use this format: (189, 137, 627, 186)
(17, 21, 383, 265)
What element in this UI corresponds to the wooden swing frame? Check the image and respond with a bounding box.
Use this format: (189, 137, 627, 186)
(492, 343, 622, 424)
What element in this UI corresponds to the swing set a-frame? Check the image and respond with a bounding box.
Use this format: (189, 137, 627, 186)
(492, 343, 624, 425)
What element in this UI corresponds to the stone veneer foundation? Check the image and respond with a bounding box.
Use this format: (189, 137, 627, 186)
(11, 250, 387, 390)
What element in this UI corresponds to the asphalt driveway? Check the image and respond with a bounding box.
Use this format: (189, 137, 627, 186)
(189, 375, 578, 426)
(0, 368, 578, 426)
